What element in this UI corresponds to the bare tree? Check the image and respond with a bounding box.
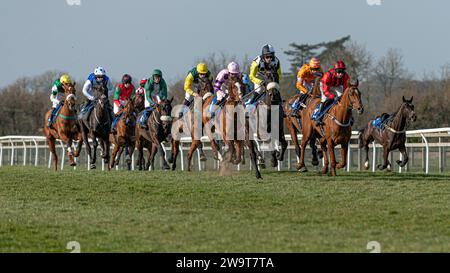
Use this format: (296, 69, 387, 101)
(373, 48, 406, 97)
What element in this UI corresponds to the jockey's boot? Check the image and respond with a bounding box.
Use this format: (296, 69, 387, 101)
(111, 116, 119, 134)
(140, 109, 150, 130)
(47, 115, 54, 129)
(315, 102, 325, 125)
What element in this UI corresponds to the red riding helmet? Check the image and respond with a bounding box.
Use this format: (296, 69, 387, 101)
(140, 78, 148, 86)
(334, 60, 347, 70)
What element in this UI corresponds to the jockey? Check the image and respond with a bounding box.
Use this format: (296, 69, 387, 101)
(135, 78, 147, 96)
(139, 69, 168, 129)
(79, 66, 114, 120)
(179, 63, 213, 118)
(111, 74, 135, 133)
(312, 60, 350, 125)
(291, 58, 323, 117)
(246, 44, 282, 105)
(213, 62, 243, 104)
(47, 74, 73, 129)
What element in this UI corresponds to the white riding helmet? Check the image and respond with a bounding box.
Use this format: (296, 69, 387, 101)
(94, 66, 106, 76)
(227, 62, 240, 74)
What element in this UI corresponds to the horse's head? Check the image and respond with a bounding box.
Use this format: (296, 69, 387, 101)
(122, 99, 135, 126)
(227, 76, 244, 103)
(157, 98, 174, 131)
(63, 82, 77, 111)
(347, 79, 364, 114)
(198, 77, 214, 97)
(401, 96, 417, 122)
(264, 82, 281, 105)
(132, 92, 145, 113)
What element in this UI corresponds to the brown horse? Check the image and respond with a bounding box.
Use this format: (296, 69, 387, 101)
(109, 99, 136, 170)
(185, 77, 215, 171)
(79, 85, 112, 170)
(136, 98, 174, 171)
(283, 76, 321, 170)
(359, 96, 416, 171)
(252, 70, 288, 168)
(200, 75, 245, 167)
(132, 91, 145, 113)
(300, 79, 364, 176)
(43, 82, 82, 171)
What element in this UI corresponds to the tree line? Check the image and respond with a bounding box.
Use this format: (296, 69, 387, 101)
(1, 35, 449, 135)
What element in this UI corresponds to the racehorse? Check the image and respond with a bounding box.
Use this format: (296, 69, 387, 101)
(359, 96, 416, 171)
(79, 85, 112, 170)
(283, 76, 321, 170)
(109, 99, 136, 170)
(250, 70, 288, 168)
(136, 98, 174, 171)
(43, 82, 82, 171)
(184, 77, 215, 171)
(300, 79, 364, 176)
(200, 74, 245, 166)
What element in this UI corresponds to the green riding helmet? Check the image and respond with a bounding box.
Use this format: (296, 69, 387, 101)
(152, 69, 163, 77)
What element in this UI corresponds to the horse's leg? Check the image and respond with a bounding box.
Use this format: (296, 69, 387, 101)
(336, 143, 348, 170)
(320, 138, 329, 175)
(114, 146, 125, 170)
(137, 140, 144, 171)
(310, 137, 319, 166)
(66, 139, 76, 167)
(247, 140, 262, 179)
(186, 140, 199, 172)
(103, 138, 110, 165)
(110, 143, 120, 170)
(397, 144, 408, 167)
(198, 141, 207, 162)
(149, 143, 159, 171)
(226, 141, 235, 163)
(126, 141, 135, 171)
(233, 141, 242, 165)
(377, 145, 390, 170)
(241, 144, 246, 165)
(288, 121, 301, 168)
(170, 139, 179, 171)
(47, 136, 58, 171)
(91, 137, 98, 169)
(159, 143, 170, 170)
(328, 140, 337, 176)
(73, 138, 83, 158)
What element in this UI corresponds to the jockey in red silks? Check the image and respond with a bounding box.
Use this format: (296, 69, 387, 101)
(111, 74, 135, 133)
(312, 60, 350, 125)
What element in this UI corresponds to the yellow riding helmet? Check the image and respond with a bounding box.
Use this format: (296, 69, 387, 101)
(196, 63, 208, 74)
(60, 74, 72, 84)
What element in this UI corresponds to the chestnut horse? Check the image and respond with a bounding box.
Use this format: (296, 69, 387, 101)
(283, 76, 321, 170)
(300, 79, 364, 176)
(200, 75, 245, 167)
(184, 77, 215, 170)
(359, 96, 416, 171)
(43, 82, 82, 171)
(109, 99, 137, 170)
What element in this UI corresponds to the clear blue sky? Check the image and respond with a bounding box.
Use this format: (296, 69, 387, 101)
(0, 0, 448, 87)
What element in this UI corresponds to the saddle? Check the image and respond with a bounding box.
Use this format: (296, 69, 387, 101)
(372, 113, 391, 130)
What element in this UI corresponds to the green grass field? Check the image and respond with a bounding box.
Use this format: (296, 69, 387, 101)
(0, 166, 448, 252)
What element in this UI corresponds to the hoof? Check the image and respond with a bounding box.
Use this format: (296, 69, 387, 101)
(162, 164, 170, 170)
(70, 162, 77, 167)
(298, 166, 308, 173)
(90, 164, 96, 170)
(271, 159, 278, 168)
(364, 161, 369, 170)
(256, 173, 263, 179)
(200, 155, 207, 162)
(167, 156, 174, 164)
